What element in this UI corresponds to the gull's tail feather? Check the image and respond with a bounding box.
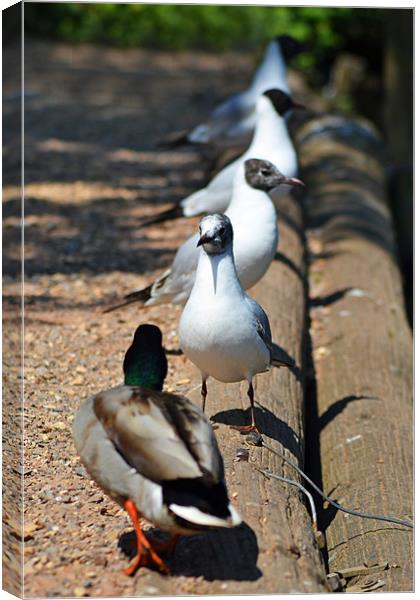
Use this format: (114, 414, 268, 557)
(138, 204, 183, 229)
(270, 343, 296, 368)
(156, 130, 192, 149)
(103, 285, 152, 314)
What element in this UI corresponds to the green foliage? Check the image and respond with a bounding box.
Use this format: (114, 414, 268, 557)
(24, 3, 385, 66)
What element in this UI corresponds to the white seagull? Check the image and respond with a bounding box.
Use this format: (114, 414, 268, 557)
(105, 158, 303, 312)
(181, 89, 302, 218)
(165, 35, 306, 149)
(179, 213, 276, 434)
(144, 89, 303, 228)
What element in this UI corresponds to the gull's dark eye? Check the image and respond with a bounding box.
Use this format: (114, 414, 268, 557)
(261, 169, 271, 177)
(219, 226, 226, 235)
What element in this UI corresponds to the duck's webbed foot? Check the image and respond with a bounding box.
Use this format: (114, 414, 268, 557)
(123, 499, 169, 576)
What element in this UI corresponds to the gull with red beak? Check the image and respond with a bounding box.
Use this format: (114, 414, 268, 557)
(105, 158, 304, 312)
(180, 89, 304, 218)
(144, 89, 305, 228)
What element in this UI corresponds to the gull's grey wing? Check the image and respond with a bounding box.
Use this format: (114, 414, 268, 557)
(245, 295, 272, 349)
(149, 232, 199, 304)
(244, 295, 296, 368)
(179, 156, 240, 217)
(93, 385, 223, 485)
(189, 91, 253, 145)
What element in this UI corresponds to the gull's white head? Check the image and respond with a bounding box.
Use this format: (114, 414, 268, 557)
(197, 214, 233, 255)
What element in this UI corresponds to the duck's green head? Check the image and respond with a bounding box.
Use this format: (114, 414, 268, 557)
(123, 324, 168, 391)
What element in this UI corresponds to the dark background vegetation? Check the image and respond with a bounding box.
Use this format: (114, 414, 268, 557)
(23, 4, 381, 58)
(10, 3, 413, 320)
(23, 4, 385, 93)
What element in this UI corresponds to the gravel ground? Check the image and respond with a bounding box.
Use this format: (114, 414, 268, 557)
(2, 38, 269, 597)
(3, 36, 413, 597)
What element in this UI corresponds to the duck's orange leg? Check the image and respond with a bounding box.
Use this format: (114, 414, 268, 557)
(123, 499, 169, 576)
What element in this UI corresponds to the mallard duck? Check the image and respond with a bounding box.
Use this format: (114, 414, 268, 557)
(72, 324, 241, 575)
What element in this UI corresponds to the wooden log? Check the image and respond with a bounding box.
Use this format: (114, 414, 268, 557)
(132, 186, 328, 595)
(294, 114, 413, 592)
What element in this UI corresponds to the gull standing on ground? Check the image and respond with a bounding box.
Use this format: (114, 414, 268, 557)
(181, 89, 302, 218)
(105, 158, 303, 312)
(73, 324, 241, 576)
(144, 89, 303, 228)
(179, 214, 277, 434)
(164, 35, 306, 149)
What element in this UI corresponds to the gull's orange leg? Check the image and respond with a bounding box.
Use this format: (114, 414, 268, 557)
(229, 382, 261, 434)
(123, 499, 169, 576)
(230, 423, 260, 434)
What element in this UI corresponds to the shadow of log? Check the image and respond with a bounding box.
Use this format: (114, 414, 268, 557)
(318, 395, 380, 431)
(309, 288, 353, 308)
(306, 193, 396, 257)
(274, 251, 304, 281)
(317, 486, 340, 531)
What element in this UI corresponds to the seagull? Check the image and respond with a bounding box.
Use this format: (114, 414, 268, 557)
(162, 35, 306, 149)
(142, 89, 303, 227)
(181, 89, 302, 218)
(105, 158, 304, 312)
(179, 214, 277, 434)
(73, 323, 241, 576)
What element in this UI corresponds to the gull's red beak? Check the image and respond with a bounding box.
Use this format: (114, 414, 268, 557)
(285, 176, 305, 187)
(292, 101, 306, 110)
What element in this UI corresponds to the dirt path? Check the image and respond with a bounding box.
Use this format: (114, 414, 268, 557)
(4, 39, 326, 597)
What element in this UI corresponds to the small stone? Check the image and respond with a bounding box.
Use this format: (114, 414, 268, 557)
(23, 521, 42, 540)
(12, 465, 32, 476)
(315, 530, 326, 549)
(235, 447, 249, 462)
(73, 587, 88, 597)
(75, 465, 88, 478)
(54, 421, 67, 431)
(144, 586, 160, 595)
